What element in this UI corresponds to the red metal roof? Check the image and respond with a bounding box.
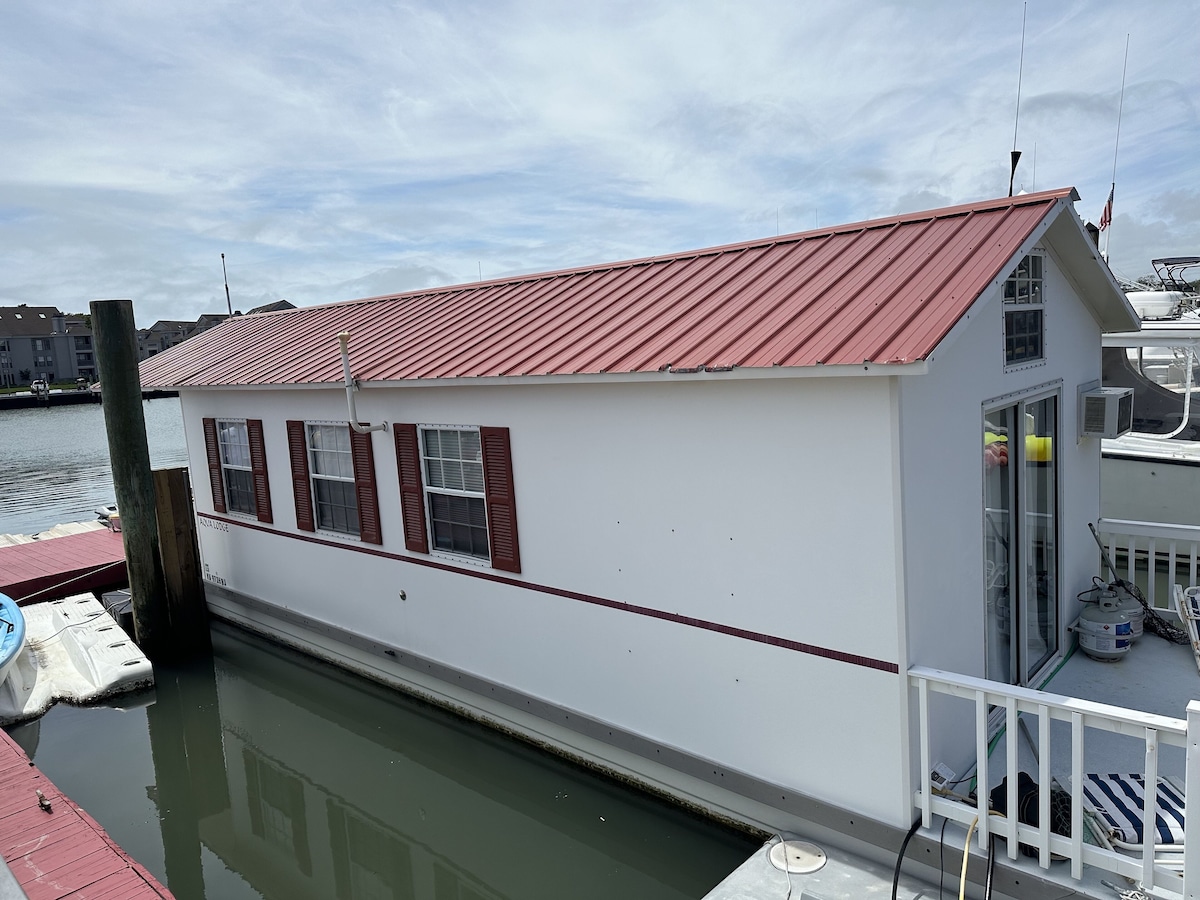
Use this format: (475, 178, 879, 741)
(141, 189, 1082, 388)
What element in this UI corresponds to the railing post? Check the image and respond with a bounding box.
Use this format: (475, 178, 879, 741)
(1184, 701, 1200, 899)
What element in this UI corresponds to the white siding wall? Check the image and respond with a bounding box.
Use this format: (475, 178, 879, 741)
(897, 244, 1105, 773)
(182, 374, 915, 825)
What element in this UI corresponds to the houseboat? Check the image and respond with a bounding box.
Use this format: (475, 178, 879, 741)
(140, 188, 1200, 898)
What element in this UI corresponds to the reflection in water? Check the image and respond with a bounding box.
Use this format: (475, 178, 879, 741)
(21, 623, 756, 900)
(0, 399, 188, 535)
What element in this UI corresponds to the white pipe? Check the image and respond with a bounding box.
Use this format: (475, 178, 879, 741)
(1129, 346, 1194, 441)
(337, 332, 386, 434)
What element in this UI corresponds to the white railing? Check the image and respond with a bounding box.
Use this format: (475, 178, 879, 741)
(1095, 517, 1200, 608)
(910, 666, 1200, 896)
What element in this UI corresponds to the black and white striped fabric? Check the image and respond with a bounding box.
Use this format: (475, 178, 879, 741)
(1083, 773, 1186, 846)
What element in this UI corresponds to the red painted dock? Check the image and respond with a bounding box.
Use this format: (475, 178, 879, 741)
(0, 530, 127, 605)
(0, 728, 173, 899)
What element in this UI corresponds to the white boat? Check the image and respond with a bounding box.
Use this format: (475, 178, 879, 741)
(1101, 257, 1200, 524)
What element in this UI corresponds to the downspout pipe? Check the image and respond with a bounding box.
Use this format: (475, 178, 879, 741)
(338, 332, 387, 434)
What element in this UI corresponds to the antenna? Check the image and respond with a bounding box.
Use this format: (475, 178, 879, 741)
(221, 253, 233, 317)
(1102, 35, 1131, 262)
(1009, 2, 1027, 197)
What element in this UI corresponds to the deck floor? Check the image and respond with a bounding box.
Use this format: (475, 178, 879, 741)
(0, 528, 126, 604)
(986, 628, 1200, 792)
(0, 727, 172, 899)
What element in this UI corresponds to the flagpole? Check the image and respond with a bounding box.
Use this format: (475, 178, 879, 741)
(1103, 35, 1130, 261)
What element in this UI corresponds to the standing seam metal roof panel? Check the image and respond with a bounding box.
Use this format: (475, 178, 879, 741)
(139, 189, 1087, 388)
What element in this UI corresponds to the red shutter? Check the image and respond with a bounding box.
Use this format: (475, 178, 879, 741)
(202, 418, 227, 514)
(393, 423, 429, 554)
(480, 426, 521, 573)
(350, 427, 382, 545)
(287, 420, 315, 532)
(247, 419, 272, 524)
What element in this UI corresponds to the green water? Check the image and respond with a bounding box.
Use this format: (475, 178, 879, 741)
(7, 623, 756, 899)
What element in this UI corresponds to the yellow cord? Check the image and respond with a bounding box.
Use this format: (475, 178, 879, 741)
(959, 816, 978, 900)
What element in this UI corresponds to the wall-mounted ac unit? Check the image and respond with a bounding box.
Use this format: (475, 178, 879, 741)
(1079, 386, 1134, 439)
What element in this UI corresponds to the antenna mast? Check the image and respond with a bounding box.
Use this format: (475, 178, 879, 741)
(1102, 35, 1130, 262)
(1009, 2, 1027, 197)
(221, 253, 233, 316)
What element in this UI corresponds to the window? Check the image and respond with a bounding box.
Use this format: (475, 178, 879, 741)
(286, 420, 381, 543)
(202, 418, 272, 523)
(31, 338, 47, 351)
(1003, 254, 1044, 365)
(74, 336, 91, 350)
(218, 420, 257, 516)
(393, 423, 521, 572)
(308, 424, 359, 535)
(76, 352, 93, 364)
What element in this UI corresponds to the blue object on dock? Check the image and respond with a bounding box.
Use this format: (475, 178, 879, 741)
(0, 592, 27, 687)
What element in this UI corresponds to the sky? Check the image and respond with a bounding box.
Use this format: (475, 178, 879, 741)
(1, 1, 1197, 327)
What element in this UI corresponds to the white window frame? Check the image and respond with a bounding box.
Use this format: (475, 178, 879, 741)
(1003, 252, 1045, 369)
(306, 421, 360, 537)
(217, 418, 256, 517)
(419, 424, 490, 565)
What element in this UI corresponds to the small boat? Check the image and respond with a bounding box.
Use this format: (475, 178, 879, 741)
(0, 594, 27, 690)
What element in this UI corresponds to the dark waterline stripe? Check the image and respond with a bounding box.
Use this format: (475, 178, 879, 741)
(200, 512, 899, 675)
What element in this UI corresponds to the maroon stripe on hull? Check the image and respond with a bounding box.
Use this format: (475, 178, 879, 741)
(199, 513, 898, 675)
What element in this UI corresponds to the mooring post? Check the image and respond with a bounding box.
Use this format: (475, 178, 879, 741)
(90, 299, 170, 659)
(153, 467, 211, 657)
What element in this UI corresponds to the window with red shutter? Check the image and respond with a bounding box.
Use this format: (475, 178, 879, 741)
(209, 418, 270, 520)
(409, 424, 520, 573)
(289, 421, 379, 541)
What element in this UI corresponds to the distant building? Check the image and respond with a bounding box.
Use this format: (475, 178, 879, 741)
(246, 300, 296, 316)
(0, 305, 94, 386)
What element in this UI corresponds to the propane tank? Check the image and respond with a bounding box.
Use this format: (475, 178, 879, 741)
(1110, 583, 1144, 641)
(1077, 589, 1132, 661)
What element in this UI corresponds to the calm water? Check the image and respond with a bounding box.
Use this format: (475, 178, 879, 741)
(0, 398, 189, 535)
(0, 402, 756, 899)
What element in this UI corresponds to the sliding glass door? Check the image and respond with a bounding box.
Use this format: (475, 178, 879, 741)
(984, 391, 1059, 687)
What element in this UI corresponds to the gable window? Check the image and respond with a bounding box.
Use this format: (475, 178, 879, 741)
(286, 420, 381, 544)
(203, 418, 272, 523)
(393, 423, 521, 573)
(1003, 254, 1044, 366)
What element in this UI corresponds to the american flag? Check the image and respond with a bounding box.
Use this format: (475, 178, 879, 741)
(1099, 186, 1114, 231)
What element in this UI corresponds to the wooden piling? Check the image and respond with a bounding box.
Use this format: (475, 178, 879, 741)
(153, 467, 211, 657)
(90, 299, 170, 659)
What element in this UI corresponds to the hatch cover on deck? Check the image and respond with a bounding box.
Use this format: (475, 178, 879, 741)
(768, 840, 827, 874)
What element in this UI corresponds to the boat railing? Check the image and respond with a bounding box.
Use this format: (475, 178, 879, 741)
(909, 665, 1199, 897)
(1094, 517, 1200, 608)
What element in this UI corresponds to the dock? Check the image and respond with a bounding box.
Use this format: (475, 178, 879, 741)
(0, 727, 172, 898)
(0, 529, 126, 604)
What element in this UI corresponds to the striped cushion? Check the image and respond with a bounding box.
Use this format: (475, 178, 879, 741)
(1083, 774, 1186, 846)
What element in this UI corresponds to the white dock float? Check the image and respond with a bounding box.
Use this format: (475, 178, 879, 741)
(0, 593, 153, 724)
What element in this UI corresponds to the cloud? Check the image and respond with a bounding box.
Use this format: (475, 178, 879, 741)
(0, 0, 1196, 324)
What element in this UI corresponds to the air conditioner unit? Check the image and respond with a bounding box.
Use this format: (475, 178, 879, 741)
(1079, 386, 1134, 439)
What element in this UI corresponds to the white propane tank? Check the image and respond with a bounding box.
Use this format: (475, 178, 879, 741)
(1110, 583, 1144, 641)
(1078, 590, 1132, 661)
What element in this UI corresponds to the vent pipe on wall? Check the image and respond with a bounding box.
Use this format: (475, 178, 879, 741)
(338, 332, 387, 434)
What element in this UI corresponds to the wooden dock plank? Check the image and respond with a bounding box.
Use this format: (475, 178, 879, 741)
(0, 529, 127, 603)
(0, 729, 172, 899)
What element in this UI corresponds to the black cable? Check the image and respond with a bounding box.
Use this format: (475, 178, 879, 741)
(891, 816, 923, 900)
(938, 817, 949, 900)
